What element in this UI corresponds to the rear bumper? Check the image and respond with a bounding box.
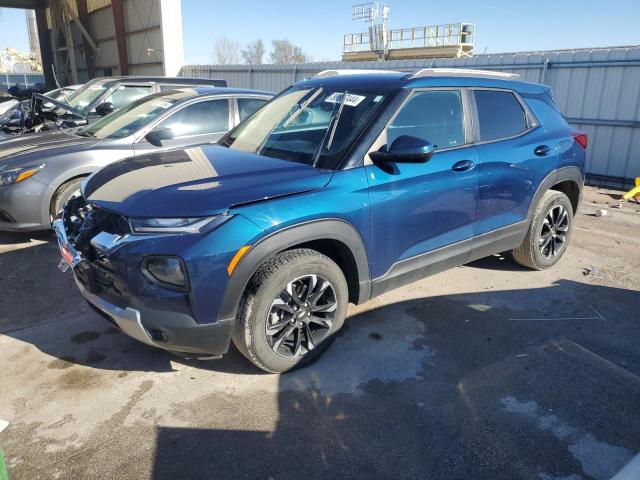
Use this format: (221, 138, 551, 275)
(76, 275, 234, 357)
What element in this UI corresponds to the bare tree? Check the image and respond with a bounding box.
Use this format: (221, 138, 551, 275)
(270, 39, 311, 64)
(213, 36, 241, 65)
(241, 39, 265, 65)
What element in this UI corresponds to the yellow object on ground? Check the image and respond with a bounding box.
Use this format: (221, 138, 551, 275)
(622, 177, 640, 201)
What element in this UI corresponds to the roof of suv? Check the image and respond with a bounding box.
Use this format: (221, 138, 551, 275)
(170, 86, 273, 97)
(296, 68, 549, 95)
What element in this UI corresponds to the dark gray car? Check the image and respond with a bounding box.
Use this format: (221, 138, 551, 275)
(0, 87, 272, 231)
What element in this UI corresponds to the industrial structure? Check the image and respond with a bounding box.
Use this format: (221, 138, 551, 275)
(342, 2, 474, 61)
(0, 0, 184, 87)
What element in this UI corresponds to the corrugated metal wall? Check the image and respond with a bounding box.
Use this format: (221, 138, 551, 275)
(182, 46, 640, 187)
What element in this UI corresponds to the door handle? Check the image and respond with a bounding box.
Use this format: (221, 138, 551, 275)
(534, 145, 551, 157)
(452, 160, 475, 172)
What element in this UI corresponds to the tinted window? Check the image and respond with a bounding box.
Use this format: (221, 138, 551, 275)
(158, 99, 230, 137)
(474, 90, 527, 141)
(104, 85, 153, 110)
(237, 97, 268, 121)
(388, 90, 464, 149)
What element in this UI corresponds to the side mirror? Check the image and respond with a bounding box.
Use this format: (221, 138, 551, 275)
(369, 135, 435, 163)
(94, 102, 114, 117)
(145, 127, 174, 147)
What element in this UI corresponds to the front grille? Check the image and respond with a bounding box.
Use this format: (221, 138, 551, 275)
(62, 196, 130, 262)
(63, 195, 132, 308)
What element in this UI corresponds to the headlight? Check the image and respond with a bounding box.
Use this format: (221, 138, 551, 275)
(0, 164, 45, 186)
(128, 215, 229, 234)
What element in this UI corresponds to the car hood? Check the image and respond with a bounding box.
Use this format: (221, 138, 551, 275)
(83, 145, 333, 217)
(0, 130, 99, 170)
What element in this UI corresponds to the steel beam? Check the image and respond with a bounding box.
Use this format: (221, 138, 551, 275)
(111, 0, 129, 75)
(76, 0, 95, 79)
(0, 0, 46, 9)
(34, 7, 55, 88)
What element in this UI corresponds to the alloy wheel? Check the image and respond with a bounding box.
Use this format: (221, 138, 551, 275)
(265, 274, 337, 358)
(539, 204, 569, 259)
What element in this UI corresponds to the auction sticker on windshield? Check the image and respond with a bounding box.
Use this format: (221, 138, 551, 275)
(324, 92, 365, 107)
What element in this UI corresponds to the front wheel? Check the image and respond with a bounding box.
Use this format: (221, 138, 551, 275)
(50, 177, 84, 220)
(232, 249, 348, 373)
(512, 190, 574, 270)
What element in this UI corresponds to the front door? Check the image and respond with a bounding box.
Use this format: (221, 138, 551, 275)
(134, 98, 232, 154)
(365, 89, 479, 283)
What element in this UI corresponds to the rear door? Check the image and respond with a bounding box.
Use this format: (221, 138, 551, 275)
(365, 88, 479, 280)
(471, 88, 552, 236)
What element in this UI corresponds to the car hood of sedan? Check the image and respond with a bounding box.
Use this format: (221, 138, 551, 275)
(83, 145, 333, 217)
(0, 130, 99, 169)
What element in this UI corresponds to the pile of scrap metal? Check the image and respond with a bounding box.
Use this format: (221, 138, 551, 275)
(0, 85, 80, 138)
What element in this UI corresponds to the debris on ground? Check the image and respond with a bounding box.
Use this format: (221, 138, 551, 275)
(0, 419, 8, 433)
(583, 265, 598, 276)
(595, 209, 608, 217)
(612, 201, 623, 209)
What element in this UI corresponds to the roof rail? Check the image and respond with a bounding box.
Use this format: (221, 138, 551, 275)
(409, 68, 520, 80)
(314, 69, 401, 78)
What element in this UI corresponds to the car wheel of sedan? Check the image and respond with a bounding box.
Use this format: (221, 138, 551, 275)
(50, 177, 84, 220)
(232, 248, 348, 373)
(512, 190, 574, 270)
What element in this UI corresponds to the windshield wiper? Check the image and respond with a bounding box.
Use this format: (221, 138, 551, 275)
(325, 91, 347, 151)
(282, 88, 323, 128)
(311, 91, 347, 167)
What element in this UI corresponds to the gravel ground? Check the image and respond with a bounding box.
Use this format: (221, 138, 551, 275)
(0, 185, 639, 480)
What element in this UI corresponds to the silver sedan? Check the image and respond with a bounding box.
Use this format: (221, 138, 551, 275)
(0, 87, 272, 231)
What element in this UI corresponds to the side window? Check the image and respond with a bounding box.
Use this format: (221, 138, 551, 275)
(105, 85, 153, 110)
(473, 90, 528, 141)
(388, 90, 465, 149)
(157, 99, 230, 138)
(237, 97, 268, 121)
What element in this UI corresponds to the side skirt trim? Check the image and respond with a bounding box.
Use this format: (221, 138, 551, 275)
(370, 221, 528, 299)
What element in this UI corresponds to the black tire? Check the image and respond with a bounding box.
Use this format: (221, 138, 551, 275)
(232, 248, 348, 373)
(512, 190, 574, 270)
(50, 177, 84, 219)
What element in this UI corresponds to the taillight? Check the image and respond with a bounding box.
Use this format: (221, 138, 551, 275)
(572, 131, 588, 149)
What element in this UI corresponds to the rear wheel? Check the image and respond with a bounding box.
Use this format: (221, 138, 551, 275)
(232, 248, 348, 373)
(50, 177, 84, 220)
(512, 190, 574, 270)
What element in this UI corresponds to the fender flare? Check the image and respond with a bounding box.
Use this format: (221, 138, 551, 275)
(526, 166, 584, 223)
(217, 218, 370, 322)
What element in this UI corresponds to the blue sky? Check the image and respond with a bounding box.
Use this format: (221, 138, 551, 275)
(1, 1, 639, 64)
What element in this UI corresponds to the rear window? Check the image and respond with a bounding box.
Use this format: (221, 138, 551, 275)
(474, 90, 528, 141)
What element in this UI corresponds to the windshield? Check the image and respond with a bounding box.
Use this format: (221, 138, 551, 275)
(79, 91, 189, 140)
(220, 87, 388, 169)
(55, 81, 110, 116)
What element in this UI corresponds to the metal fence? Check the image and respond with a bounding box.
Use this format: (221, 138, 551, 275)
(182, 46, 640, 188)
(0, 73, 45, 94)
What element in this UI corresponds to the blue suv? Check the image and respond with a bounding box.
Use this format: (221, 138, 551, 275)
(54, 69, 586, 373)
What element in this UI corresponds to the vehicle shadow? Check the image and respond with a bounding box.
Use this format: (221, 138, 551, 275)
(148, 278, 640, 480)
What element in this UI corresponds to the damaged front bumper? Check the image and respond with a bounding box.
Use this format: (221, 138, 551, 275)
(52, 207, 235, 358)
